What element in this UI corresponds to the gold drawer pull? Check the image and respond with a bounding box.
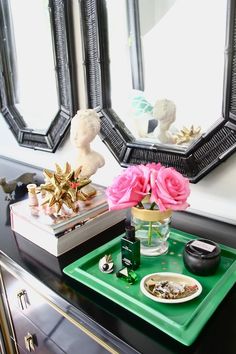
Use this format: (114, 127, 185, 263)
(24, 332, 35, 352)
(16, 289, 28, 310)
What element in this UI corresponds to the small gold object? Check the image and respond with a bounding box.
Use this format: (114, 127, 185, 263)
(24, 332, 35, 352)
(80, 184, 97, 198)
(17, 289, 28, 310)
(40, 163, 94, 213)
(175, 125, 201, 145)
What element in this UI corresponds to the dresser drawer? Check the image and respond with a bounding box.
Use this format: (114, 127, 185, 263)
(10, 310, 64, 354)
(9, 304, 113, 353)
(1, 267, 62, 337)
(1, 267, 116, 353)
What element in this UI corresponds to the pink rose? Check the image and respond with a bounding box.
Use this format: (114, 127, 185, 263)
(106, 165, 150, 210)
(150, 166, 190, 211)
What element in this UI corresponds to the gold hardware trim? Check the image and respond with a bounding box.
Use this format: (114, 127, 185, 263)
(24, 332, 35, 352)
(0, 270, 19, 353)
(0, 262, 119, 354)
(17, 289, 28, 310)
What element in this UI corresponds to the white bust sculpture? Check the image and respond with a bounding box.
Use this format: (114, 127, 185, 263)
(152, 99, 177, 144)
(70, 109, 105, 178)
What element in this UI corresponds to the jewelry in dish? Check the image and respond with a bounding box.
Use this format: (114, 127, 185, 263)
(140, 272, 202, 303)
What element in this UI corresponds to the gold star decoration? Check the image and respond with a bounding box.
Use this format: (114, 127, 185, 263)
(175, 125, 201, 145)
(40, 163, 94, 213)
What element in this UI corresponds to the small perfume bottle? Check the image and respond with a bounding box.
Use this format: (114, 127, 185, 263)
(121, 225, 140, 270)
(27, 184, 39, 206)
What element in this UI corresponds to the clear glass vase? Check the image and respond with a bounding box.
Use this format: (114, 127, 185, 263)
(131, 207, 172, 256)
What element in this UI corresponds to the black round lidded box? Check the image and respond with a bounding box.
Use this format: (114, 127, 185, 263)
(183, 239, 221, 276)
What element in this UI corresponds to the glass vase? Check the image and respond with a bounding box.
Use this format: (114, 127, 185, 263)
(131, 207, 172, 256)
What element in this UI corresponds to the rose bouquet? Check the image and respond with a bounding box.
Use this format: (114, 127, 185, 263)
(106, 163, 190, 251)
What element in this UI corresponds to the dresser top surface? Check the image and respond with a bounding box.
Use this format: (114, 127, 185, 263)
(0, 155, 236, 354)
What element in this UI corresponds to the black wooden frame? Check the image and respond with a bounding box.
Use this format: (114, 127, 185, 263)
(0, 0, 78, 152)
(80, 0, 236, 183)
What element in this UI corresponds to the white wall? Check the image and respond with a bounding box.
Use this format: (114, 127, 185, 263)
(0, 0, 235, 225)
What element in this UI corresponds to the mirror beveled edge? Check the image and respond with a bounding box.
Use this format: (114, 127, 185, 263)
(80, 0, 236, 183)
(0, 0, 78, 152)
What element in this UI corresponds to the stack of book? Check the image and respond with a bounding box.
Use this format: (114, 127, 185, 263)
(10, 184, 126, 256)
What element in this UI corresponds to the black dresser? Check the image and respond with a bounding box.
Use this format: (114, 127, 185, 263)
(0, 155, 236, 354)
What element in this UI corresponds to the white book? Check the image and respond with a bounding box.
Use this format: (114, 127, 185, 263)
(10, 184, 109, 235)
(11, 208, 126, 256)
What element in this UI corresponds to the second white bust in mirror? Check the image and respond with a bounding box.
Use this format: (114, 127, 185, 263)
(152, 99, 176, 144)
(70, 109, 105, 178)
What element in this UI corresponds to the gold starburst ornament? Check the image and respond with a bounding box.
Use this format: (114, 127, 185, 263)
(40, 162, 96, 213)
(175, 125, 201, 145)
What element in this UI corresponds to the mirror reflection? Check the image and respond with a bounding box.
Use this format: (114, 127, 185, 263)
(107, 0, 227, 149)
(9, 0, 58, 131)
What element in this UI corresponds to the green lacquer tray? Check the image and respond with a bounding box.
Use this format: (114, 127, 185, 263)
(63, 229, 236, 346)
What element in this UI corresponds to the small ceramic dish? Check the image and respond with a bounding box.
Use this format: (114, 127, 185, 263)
(140, 272, 202, 304)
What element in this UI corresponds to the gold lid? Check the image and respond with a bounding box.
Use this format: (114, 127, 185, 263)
(131, 207, 172, 222)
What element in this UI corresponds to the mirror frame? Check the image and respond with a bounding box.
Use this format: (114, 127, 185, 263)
(80, 0, 236, 183)
(0, 0, 78, 152)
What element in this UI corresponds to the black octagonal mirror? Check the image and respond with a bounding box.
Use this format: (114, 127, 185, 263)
(0, 0, 77, 152)
(80, 0, 236, 182)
